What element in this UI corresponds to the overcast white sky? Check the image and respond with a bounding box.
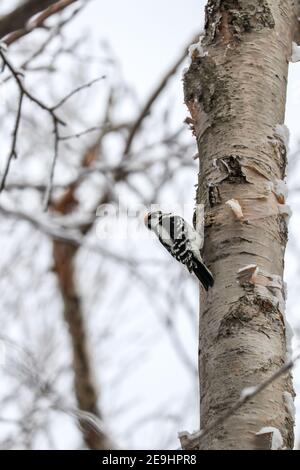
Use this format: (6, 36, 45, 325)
(78, 0, 205, 97)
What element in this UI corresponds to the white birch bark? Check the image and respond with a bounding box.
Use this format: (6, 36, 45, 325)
(183, 0, 298, 450)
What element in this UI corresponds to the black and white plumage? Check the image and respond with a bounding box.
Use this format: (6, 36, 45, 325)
(144, 211, 214, 290)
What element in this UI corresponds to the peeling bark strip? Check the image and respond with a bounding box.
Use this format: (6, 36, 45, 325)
(183, 1, 297, 450)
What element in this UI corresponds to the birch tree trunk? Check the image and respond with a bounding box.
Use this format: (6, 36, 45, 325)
(183, 0, 298, 450)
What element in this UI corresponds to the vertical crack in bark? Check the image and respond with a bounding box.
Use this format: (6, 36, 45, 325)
(183, 0, 297, 450)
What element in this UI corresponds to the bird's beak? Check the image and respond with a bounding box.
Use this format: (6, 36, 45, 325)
(144, 212, 149, 226)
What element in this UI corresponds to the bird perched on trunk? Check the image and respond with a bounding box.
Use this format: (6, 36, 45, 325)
(144, 211, 214, 290)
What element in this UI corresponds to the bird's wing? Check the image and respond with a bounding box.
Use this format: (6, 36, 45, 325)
(155, 214, 213, 288)
(168, 215, 202, 253)
(160, 215, 194, 269)
(182, 219, 203, 262)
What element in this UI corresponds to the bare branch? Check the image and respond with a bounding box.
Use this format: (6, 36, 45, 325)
(0, 47, 103, 206)
(123, 34, 199, 157)
(0, 47, 63, 199)
(0, 0, 58, 39)
(0, 47, 65, 123)
(2, 3, 87, 84)
(0, 203, 163, 268)
(0, 91, 24, 191)
(2, 0, 80, 46)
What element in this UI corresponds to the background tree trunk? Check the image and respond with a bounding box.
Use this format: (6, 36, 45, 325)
(183, 0, 297, 450)
(52, 139, 114, 450)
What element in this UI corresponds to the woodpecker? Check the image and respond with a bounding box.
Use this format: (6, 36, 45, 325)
(144, 211, 214, 290)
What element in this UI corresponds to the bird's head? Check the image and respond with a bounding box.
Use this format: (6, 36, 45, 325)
(144, 210, 163, 230)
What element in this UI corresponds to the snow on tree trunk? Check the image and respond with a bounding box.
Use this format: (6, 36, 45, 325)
(183, 0, 297, 450)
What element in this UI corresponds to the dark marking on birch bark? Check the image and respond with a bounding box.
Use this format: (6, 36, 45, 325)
(217, 294, 285, 339)
(208, 185, 222, 206)
(184, 56, 233, 129)
(219, 156, 247, 183)
(205, 0, 275, 45)
(272, 136, 288, 175)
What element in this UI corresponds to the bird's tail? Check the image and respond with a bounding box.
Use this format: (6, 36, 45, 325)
(193, 259, 214, 291)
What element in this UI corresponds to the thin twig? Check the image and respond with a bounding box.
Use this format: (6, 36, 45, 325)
(59, 125, 107, 141)
(51, 76, 105, 110)
(59, 122, 130, 141)
(0, 91, 24, 191)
